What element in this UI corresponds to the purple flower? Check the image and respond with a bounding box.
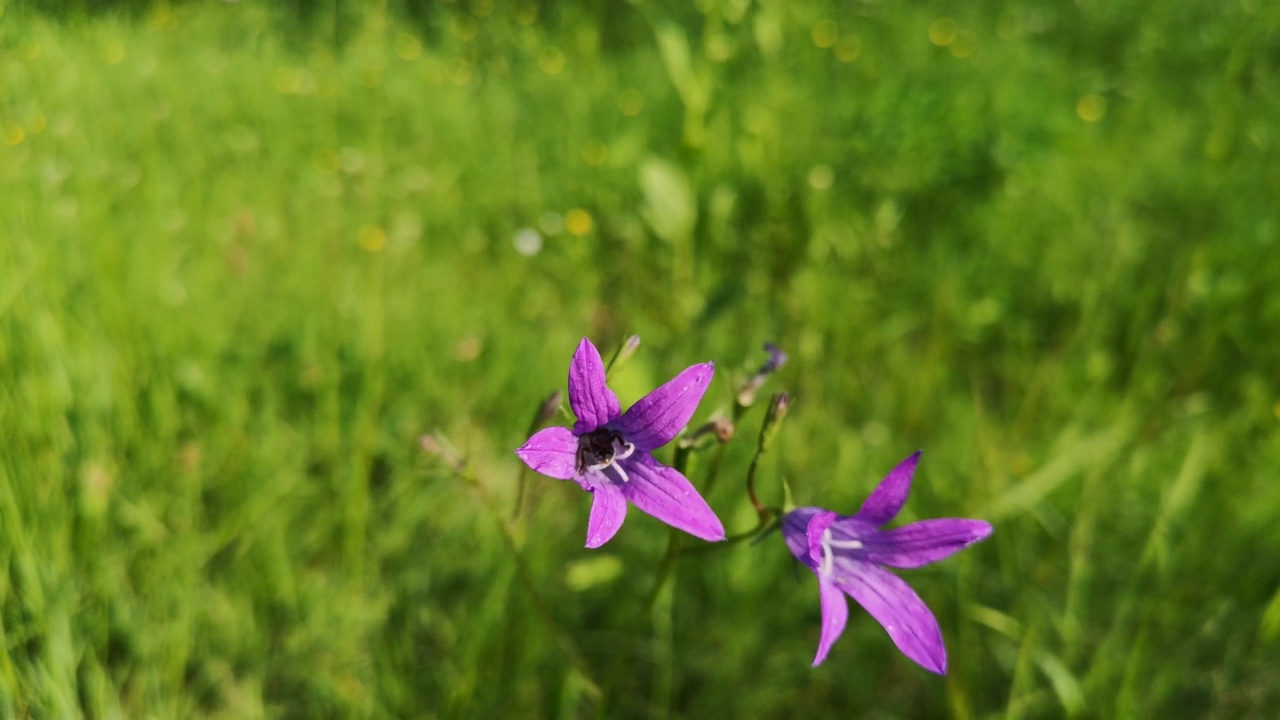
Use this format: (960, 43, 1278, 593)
(782, 451, 992, 673)
(516, 338, 726, 548)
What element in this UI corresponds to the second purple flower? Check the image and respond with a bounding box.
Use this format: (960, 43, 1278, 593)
(516, 338, 726, 548)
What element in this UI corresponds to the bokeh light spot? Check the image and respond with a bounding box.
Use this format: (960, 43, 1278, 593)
(358, 225, 387, 252)
(811, 20, 839, 49)
(450, 59, 473, 86)
(103, 38, 126, 64)
(539, 212, 564, 236)
(835, 35, 861, 62)
(581, 140, 608, 167)
(1077, 94, 1107, 122)
(539, 47, 566, 75)
(928, 19, 957, 46)
(513, 227, 543, 256)
(618, 88, 644, 116)
(516, 4, 538, 25)
(949, 31, 976, 58)
(451, 16, 478, 42)
(808, 165, 835, 190)
(149, 6, 175, 30)
(5, 124, 25, 146)
(273, 68, 302, 94)
(395, 32, 422, 61)
(565, 209, 593, 236)
(706, 34, 733, 62)
(455, 336, 483, 362)
(314, 150, 340, 174)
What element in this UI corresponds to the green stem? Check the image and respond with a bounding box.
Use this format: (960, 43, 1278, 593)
(513, 391, 561, 520)
(435, 448, 599, 694)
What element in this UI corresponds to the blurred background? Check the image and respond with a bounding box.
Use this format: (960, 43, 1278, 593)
(3, 0, 1280, 716)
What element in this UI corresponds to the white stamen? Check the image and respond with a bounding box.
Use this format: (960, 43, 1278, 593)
(820, 529, 834, 576)
(827, 538, 864, 550)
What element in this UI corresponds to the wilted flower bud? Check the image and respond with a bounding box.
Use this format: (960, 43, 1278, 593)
(537, 390, 562, 424)
(607, 334, 642, 374)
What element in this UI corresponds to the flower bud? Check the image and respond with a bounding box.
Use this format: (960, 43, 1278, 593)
(757, 391, 792, 452)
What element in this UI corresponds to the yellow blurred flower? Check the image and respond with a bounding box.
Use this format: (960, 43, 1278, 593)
(1077, 94, 1107, 122)
(928, 19, 957, 47)
(539, 47, 566, 75)
(812, 20, 839, 49)
(395, 32, 422, 61)
(581, 140, 608, 167)
(618, 89, 644, 117)
(103, 39, 126, 64)
(565, 209, 593, 236)
(358, 225, 387, 252)
(835, 35, 861, 63)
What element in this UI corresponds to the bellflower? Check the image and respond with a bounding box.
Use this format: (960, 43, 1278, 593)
(516, 338, 726, 548)
(782, 451, 992, 673)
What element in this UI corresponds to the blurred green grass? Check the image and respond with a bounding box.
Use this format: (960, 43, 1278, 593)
(2, 0, 1280, 717)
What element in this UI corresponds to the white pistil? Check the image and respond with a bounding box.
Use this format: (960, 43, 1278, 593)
(615, 440, 636, 461)
(820, 529, 834, 576)
(611, 462, 630, 483)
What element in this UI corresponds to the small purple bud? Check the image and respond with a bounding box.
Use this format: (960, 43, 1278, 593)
(761, 342, 789, 375)
(737, 342, 789, 407)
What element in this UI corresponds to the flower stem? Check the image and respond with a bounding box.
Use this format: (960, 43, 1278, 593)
(425, 434, 600, 696)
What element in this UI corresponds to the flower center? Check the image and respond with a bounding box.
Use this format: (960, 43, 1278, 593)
(818, 528, 864, 576)
(576, 428, 636, 483)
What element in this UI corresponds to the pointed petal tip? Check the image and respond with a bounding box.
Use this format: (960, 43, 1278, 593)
(702, 523, 728, 542)
(974, 520, 994, 541)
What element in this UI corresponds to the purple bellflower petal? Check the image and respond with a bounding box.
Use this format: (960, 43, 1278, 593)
(833, 561, 947, 674)
(585, 481, 627, 549)
(853, 450, 920, 526)
(622, 453, 726, 542)
(613, 362, 715, 453)
(568, 338, 621, 434)
(859, 519, 994, 569)
(781, 506, 820, 564)
(781, 451, 990, 673)
(814, 575, 849, 667)
(806, 511, 838, 567)
(514, 426, 579, 480)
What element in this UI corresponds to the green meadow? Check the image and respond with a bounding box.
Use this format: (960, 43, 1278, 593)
(3, 0, 1279, 716)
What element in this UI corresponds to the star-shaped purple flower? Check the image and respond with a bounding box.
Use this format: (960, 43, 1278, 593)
(516, 338, 726, 548)
(782, 451, 992, 673)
